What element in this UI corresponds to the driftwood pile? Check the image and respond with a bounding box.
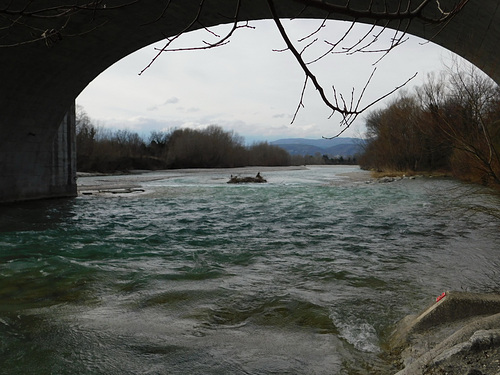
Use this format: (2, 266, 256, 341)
(227, 173, 267, 184)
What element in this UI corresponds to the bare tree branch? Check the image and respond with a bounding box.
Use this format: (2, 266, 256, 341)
(0, 0, 138, 48)
(268, 0, 419, 134)
(139, 0, 255, 75)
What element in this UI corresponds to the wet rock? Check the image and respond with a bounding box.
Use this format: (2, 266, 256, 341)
(378, 176, 396, 183)
(377, 176, 407, 183)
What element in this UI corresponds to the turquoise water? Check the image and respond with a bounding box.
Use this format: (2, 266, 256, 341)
(1, 166, 499, 374)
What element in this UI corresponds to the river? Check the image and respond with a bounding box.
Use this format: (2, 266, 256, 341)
(1, 165, 499, 374)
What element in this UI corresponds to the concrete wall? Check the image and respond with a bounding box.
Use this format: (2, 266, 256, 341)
(0, 105, 76, 203)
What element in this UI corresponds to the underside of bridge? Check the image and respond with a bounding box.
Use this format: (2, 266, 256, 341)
(0, 0, 498, 202)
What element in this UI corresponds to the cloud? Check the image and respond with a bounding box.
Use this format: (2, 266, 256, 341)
(164, 97, 179, 105)
(97, 116, 184, 135)
(147, 96, 180, 111)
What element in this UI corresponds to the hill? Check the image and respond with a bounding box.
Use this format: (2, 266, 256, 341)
(270, 138, 363, 157)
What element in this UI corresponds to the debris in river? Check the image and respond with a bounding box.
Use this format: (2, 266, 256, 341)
(227, 172, 267, 184)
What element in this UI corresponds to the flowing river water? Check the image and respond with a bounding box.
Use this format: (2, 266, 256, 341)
(1, 165, 499, 374)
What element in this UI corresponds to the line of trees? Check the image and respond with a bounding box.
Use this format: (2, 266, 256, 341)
(286, 152, 357, 166)
(76, 110, 291, 172)
(358, 62, 500, 190)
(156, 126, 291, 169)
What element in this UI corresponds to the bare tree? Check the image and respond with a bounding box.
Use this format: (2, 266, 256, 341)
(417, 59, 500, 187)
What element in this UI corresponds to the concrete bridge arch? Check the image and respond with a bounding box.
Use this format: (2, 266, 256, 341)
(0, 0, 498, 202)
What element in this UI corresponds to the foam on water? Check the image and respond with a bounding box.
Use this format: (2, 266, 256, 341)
(332, 315, 380, 353)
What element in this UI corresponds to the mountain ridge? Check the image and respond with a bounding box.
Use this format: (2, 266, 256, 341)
(270, 137, 363, 157)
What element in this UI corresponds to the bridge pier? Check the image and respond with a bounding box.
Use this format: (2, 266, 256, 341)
(0, 104, 77, 203)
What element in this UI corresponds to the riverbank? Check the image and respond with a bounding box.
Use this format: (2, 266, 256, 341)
(368, 169, 451, 179)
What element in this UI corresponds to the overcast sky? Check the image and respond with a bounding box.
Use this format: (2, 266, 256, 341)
(76, 19, 461, 143)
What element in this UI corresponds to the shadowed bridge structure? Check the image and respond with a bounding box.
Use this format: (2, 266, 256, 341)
(0, 0, 499, 202)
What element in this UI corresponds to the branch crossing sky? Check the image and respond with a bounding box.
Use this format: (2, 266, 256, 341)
(77, 19, 464, 142)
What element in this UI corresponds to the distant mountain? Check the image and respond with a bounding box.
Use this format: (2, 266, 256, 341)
(270, 137, 363, 157)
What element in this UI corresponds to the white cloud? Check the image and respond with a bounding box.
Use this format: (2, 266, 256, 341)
(164, 97, 179, 105)
(147, 96, 180, 111)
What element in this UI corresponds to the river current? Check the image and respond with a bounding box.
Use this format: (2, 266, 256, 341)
(1, 166, 499, 374)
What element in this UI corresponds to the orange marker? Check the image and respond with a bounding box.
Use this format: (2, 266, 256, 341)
(436, 292, 446, 302)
